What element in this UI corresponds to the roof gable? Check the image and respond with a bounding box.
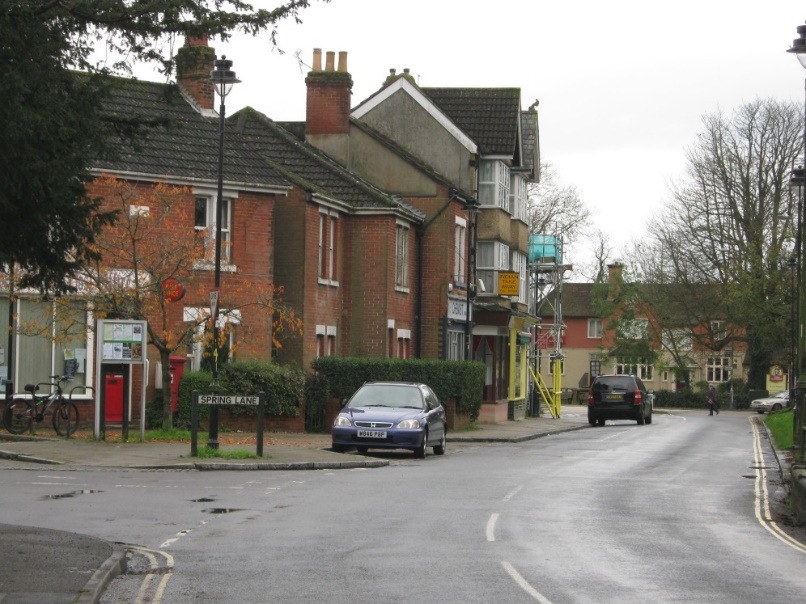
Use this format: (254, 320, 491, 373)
(352, 77, 477, 154)
(422, 87, 522, 159)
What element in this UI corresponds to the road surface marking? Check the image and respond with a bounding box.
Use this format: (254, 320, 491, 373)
(750, 418, 806, 554)
(503, 485, 522, 502)
(486, 513, 499, 541)
(501, 560, 554, 603)
(130, 545, 174, 604)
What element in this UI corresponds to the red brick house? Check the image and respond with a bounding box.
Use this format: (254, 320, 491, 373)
(538, 264, 749, 399)
(297, 50, 478, 364)
(295, 49, 541, 420)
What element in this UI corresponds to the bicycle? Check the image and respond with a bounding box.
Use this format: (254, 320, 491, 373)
(2, 375, 80, 436)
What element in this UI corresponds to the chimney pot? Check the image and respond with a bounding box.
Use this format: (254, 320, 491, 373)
(186, 35, 208, 47)
(312, 48, 322, 71)
(325, 51, 335, 71)
(338, 51, 348, 72)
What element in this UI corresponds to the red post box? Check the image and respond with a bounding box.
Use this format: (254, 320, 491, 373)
(168, 355, 187, 413)
(105, 374, 124, 422)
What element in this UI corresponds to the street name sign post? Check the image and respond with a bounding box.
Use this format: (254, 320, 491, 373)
(190, 390, 266, 457)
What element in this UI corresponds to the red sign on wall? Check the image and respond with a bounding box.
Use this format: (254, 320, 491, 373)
(162, 278, 186, 302)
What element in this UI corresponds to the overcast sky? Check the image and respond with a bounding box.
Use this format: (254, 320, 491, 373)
(150, 1, 805, 278)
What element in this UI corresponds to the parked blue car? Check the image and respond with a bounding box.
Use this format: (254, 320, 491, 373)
(331, 382, 447, 458)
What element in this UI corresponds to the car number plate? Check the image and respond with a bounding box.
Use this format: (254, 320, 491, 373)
(357, 430, 387, 439)
(606, 393, 622, 401)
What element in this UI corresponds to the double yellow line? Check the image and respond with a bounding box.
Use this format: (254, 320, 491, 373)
(750, 417, 806, 554)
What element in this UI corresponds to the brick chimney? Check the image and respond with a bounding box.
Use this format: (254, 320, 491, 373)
(305, 48, 353, 135)
(176, 35, 216, 111)
(607, 262, 624, 300)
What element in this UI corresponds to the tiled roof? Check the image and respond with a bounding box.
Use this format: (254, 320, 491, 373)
(521, 109, 539, 179)
(233, 109, 425, 221)
(562, 283, 597, 316)
(421, 88, 521, 157)
(92, 76, 288, 189)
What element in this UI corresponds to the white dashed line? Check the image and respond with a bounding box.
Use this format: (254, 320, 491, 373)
(486, 513, 498, 542)
(503, 485, 522, 502)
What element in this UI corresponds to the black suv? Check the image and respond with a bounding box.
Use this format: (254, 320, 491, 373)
(587, 374, 653, 426)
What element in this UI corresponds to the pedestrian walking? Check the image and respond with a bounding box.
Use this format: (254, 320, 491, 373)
(707, 385, 719, 415)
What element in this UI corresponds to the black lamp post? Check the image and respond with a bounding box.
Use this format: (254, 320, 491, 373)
(789, 256, 798, 404)
(207, 55, 240, 450)
(788, 22, 806, 450)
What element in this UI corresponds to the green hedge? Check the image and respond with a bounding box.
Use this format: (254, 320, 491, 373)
(176, 360, 305, 425)
(652, 388, 753, 410)
(310, 356, 485, 420)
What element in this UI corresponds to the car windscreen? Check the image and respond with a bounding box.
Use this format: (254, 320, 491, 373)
(592, 377, 634, 392)
(347, 385, 424, 409)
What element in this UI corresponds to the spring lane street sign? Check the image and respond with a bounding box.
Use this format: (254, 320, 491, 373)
(191, 390, 266, 457)
(198, 394, 260, 406)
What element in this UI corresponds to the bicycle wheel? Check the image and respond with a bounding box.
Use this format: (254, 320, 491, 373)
(52, 401, 79, 436)
(3, 399, 33, 434)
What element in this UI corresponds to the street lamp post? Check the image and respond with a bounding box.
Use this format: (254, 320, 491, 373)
(789, 256, 798, 404)
(207, 56, 240, 450)
(788, 22, 806, 451)
(725, 346, 734, 410)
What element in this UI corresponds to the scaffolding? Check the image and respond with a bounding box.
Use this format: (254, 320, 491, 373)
(527, 235, 571, 418)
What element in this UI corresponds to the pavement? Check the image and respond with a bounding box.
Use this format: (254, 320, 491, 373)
(0, 406, 590, 603)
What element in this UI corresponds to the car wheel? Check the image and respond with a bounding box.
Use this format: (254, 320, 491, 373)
(756, 410, 765, 414)
(433, 428, 446, 455)
(636, 407, 646, 425)
(772, 404, 782, 412)
(588, 408, 596, 426)
(415, 432, 428, 459)
(597, 418, 606, 427)
(332, 444, 348, 453)
(356, 446, 368, 454)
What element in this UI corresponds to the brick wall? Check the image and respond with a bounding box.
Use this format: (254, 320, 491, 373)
(87, 175, 276, 396)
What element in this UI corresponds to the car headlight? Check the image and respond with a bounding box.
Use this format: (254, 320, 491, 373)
(333, 416, 352, 427)
(397, 419, 421, 429)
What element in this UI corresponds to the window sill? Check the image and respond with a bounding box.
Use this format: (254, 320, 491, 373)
(193, 261, 237, 273)
(395, 286, 410, 294)
(318, 278, 339, 288)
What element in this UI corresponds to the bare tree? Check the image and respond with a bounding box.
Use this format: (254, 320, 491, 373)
(574, 230, 613, 282)
(641, 98, 802, 387)
(527, 162, 590, 244)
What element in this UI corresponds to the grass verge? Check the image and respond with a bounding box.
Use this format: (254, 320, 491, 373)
(765, 409, 793, 451)
(196, 446, 259, 459)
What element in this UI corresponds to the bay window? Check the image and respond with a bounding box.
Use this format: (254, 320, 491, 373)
(478, 160, 510, 211)
(476, 240, 510, 295)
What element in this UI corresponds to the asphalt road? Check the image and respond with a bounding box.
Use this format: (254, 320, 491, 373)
(1, 410, 804, 602)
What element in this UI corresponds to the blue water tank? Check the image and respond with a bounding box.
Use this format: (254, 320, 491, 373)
(529, 235, 561, 264)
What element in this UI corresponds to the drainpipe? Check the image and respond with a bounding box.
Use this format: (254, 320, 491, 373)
(415, 222, 424, 359)
(415, 190, 470, 359)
